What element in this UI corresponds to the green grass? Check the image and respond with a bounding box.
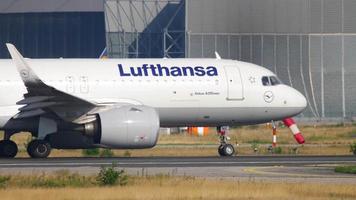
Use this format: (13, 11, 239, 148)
(0, 168, 130, 189)
(1, 173, 356, 200)
(335, 166, 356, 174)
(82, 148, 100, 157)
(82, 148, 115, 157)
(0, 176, 10, 188)
(350, 143, 356, 155)
(347, 130, 356, 138)
(273, 146, 283, 154)
(123, 150, 132, 157)
(0, 171, 96, 188)
(100, 149, 114, 157)
(97, 164, 128, 186)
(308, 134, 330, 141)
(246, 139, 271, 144)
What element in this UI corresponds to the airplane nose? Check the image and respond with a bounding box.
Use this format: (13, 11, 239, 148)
(297, 90, 307, 109)
(279, 85, 308, 117)
(290, 87, 307, 111)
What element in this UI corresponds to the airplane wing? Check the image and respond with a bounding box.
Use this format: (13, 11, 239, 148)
(6, 43, 98, 123)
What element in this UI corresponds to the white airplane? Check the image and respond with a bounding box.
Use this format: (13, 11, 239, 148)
(0, 43, 307, 158)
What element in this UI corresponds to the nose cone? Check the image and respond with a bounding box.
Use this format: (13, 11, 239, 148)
(289, 87, 307, 113)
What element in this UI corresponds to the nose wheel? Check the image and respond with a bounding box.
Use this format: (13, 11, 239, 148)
(218, 144, 235, 156)
(217, 126, 235, 156)
(0, 140, 18, 158)
(27, 139, 51, 158)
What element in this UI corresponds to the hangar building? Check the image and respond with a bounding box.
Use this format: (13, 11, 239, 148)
(105, 0, 356, 121)
(0, 0, 106, 58)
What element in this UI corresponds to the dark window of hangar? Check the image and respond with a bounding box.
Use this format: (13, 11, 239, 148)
(0, 12, 106, 58)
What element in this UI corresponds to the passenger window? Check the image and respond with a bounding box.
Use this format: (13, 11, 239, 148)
(270, 76, 280, 85)
(262, 76, 270, 86)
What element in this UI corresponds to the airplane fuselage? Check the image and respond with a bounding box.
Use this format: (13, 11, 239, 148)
(0, 58, 306, 128)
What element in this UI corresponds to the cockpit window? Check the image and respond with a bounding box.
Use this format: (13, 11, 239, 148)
(262, 76, 281, 86)
(262, 76, 270, 86)
(270, 76, 281, 85)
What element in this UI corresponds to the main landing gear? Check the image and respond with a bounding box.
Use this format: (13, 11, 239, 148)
(27, 139, 51, 158)
(0, 140, 18, 158)
(217, 126, 235, 156)
(0, 131, 51, 158)
(0, 131, 18, 158)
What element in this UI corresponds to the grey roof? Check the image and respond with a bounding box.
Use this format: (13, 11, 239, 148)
(0, 0, 104, 13)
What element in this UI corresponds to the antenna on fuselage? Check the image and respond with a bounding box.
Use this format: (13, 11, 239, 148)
(215, 52, 221, 59)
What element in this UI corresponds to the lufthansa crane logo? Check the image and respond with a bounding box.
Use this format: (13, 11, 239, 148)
(20, 69, 29, 78)
(263, 91, 274, 103)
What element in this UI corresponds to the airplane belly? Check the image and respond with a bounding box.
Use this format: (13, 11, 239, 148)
(0, 106, 20, 128)
(0, 116, 11, 128)
(157, 107, 301, 127)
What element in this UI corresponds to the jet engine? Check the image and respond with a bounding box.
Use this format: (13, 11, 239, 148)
(82, 105, 160, 149)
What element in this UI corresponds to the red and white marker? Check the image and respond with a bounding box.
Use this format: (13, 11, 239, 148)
(282, 118, 305, 144)
(272, 122, 277, 147)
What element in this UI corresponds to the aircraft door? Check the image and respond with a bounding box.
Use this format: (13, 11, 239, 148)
(80, 76, 89, 94)
(224, 66, 244, 100)
(65, 76, 75, 93)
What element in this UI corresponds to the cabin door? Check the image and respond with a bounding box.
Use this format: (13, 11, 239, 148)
(224, 66, 244, 100)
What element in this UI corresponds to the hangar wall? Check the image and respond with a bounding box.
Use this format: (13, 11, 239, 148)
(186, 0, 356, 121)
(0, 0, 106, 58)
(104, 0, 185, 58)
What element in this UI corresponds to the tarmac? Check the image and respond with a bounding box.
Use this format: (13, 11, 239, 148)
(0, 155, 355, 184)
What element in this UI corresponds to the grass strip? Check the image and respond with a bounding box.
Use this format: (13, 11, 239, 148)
(335, 165, 356, 174)
(1, 174, 356, 200)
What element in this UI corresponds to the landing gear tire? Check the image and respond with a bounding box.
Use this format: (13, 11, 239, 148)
(218, 144, 235, 156)
(27, 140, 51, 158)
(0, 140, 18, 158)
(218, 144, 225, 156)
(222, 144, 235, 156)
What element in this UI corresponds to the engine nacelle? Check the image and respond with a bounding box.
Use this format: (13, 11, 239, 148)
(95, 105, 160, 148)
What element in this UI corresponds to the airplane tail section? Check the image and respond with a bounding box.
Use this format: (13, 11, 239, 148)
(6, 43, 44, 88)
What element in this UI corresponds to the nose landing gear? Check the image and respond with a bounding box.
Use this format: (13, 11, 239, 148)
(217, 126, 235, 156)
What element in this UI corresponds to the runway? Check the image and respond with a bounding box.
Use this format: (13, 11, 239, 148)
(0, 156, 355, 184)
(0, 155, 355, 168)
